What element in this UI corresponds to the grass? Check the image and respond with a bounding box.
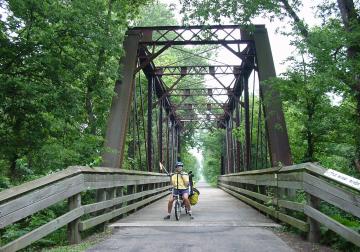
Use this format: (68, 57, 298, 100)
(41, 229, 112, 252)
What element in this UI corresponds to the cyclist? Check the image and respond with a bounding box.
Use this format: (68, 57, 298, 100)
(163, 161, 193, 220)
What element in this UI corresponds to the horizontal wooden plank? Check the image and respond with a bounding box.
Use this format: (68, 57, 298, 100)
(304, 163, 360, 192)
(278, 212, 308, 232)
(79, 190, 170, 231)
(83, 186, 171, 214)
(219, 183, 304, 212)
(303, 173, 360, 218)
(277, 181, 303, 189)
(83, 166, 167, 177)
(277, 172, 303, 182)
(219, 176, 277, 186)
(0, 166, 83, 203)
(84, 178, 169, 190)
(0, 175, 85, 229)
(218, 183, 270, 202)
(304, 205, 360, 247)
(278, 163, 310, 173)
(0, 207, 84, 252)
(0, 166, 167, 204)
(220, 167, 280, 177)
(220, 186, 308, 231)
(278, 200, 304, 213)
(84, 174, 167, 182)
(0, 175, 83, 218)
(219, 186, 276, 217)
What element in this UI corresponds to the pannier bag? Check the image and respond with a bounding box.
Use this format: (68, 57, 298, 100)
(189, 188, 200, 205)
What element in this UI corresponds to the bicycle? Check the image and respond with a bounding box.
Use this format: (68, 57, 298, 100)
(173, 190, 189, 221)
(160, 162, 192, 221)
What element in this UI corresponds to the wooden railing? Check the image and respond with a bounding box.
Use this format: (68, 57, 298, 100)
(218, 163, 360, 247)
(0, 166, 170, 252)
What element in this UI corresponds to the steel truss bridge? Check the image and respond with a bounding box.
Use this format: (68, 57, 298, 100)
(1, 25, 359, 252)
(102, 24, 292, 174)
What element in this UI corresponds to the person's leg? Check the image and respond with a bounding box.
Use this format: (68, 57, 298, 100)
(182, 193, 191, 212)
(168, 195, 174, 214)
(164, 194, 174, 219)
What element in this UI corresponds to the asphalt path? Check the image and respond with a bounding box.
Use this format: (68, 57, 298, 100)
(87, 182, 293, 252)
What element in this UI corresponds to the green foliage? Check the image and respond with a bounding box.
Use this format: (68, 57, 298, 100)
(198, 129, 224, 185)
(0, 0, 150, 179)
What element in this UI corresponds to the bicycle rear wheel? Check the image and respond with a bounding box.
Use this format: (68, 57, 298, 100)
(174, 201, 181, 221)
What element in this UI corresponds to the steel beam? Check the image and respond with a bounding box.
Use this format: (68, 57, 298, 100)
(130, 25, 255, 46)
(254, 26, 292, 166)
(154, 65, 242, 76)
(170, 88, 230, 96)
(102, 31, 140, 168)
(159, 104, 163, 166)
(147, 77, 153, 172)
(235, 101, 241, 172)
(226, 119, 234, 174)
(244, 75, 251, 171)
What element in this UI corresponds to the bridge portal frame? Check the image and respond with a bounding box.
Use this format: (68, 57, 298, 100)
(101, 25, 292, 173)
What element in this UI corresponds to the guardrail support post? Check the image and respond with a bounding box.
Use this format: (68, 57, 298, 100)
(307, 194, 321, 242)
(67, 193, 81, 244)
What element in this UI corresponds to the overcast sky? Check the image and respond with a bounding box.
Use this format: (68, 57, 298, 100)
(160, 0, 323, 75)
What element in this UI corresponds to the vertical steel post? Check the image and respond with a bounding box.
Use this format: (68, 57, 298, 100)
(228, 118, 234, 173)
(225, 119, 234, 174)
(177, 127, 181, 161)
(254, 25, 292, 166)
(244, 76, 251, 170)
(169, 121, 174, 173)
(102, 31, 140, 168)
(147, 76, 153, 172)
(220, 155, 225, 175)
(166, 118, 170, 171)
(159, 104, 163, 169)
(173, 126, 177, 163)
(235, 101, 241, 172)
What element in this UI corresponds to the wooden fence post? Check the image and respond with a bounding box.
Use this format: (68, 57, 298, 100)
(67, 193, 81, 244)
(97, 189, 107, 232)
(307, 194, 321, 242)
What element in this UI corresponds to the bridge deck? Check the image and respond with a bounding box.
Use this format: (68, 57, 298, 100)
(87, 182, 294, 252)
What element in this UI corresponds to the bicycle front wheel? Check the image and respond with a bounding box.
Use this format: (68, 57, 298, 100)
(174, 201, 181, 221)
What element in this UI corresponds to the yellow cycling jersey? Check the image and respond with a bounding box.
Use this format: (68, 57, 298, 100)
(171, 172, 189, 190)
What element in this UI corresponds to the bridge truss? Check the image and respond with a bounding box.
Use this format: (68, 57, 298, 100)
(102, 25, 292, 174)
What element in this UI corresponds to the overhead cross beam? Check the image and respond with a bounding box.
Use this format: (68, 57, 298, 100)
(169, 88, 231, 96)
(102, 24, 293, 176)
(130, 25, 256, 46)
(154, 65, 242, 76)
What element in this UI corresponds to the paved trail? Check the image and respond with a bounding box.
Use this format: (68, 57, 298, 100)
(87, 182, 293, 252)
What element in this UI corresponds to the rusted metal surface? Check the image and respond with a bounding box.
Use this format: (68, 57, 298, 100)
(154, 65, 242, 76)
(253, 26, 292, 166)
(147, 77, 153, 172)
(102, 32, 141, 168)
(103, 24, 292, 172)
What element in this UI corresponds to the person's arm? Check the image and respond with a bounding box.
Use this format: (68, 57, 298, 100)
(181, 173, 189, 187)
(170, 174, 174, 187)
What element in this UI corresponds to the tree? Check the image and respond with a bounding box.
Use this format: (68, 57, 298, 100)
(0, 0, 150, 181)
(181, 0, 360, 172)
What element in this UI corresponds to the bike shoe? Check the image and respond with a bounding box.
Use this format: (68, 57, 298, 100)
(163, 215, 171, 220)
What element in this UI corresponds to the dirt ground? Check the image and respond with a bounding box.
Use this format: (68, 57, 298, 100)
(271, 228, 337, 252)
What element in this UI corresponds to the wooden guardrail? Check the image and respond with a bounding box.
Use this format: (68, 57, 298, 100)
(218, 163, 360, 247)
(0, 166, 170, 252)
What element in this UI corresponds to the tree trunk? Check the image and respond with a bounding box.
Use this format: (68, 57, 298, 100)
(9, 153, 18, 181)
(304, 100, 315, 162)
(85, 0, 114, 135)
(279, 0, 309, 38)
(337, 0, 360, 164)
